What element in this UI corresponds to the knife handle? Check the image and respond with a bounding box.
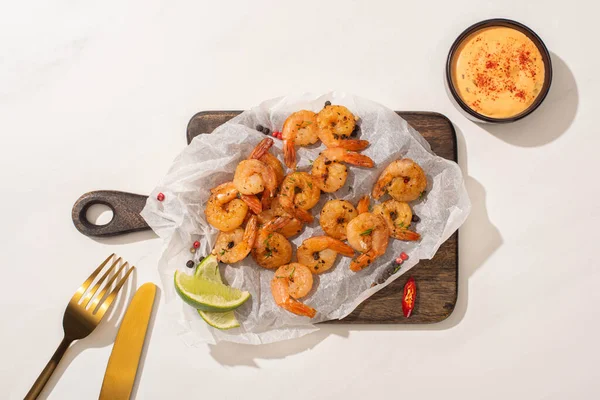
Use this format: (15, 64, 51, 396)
(72, 191, 151, 237)
(24, 337, 73, 400)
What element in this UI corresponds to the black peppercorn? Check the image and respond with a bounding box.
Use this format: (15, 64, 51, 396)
(256, 124, 264, 132)
(325, 100, 331, 107)
(412, 214, 421, 223)
(186, 260, 195, 269)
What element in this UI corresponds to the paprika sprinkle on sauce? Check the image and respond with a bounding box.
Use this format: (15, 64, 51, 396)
(451, 26, 545, 118)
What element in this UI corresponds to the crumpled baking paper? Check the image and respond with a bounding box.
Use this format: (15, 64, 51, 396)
(141, 92, 471, 345)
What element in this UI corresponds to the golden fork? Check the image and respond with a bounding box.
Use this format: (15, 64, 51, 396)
(24, 254, 135, 400)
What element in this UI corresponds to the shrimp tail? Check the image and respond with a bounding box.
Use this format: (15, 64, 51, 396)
(350, 249, 378, 272)
(248, 138, 274, 160)
(283, 299, 317, 318)
(325, 237, 355, 257)
(344, 152, 375, 168)
(283, 139, 297, 170)
(261, 188, 274, 209)
(357, 195, 370, 214)
(291, 207, 314, 223)
(240, 194, 262, 214)
(372, 175, 392, 199)
(244, 215, 258, 248)
(265, 216, 292, 232)
(393, 229, 421, 241)
(337, 139, 369, 151)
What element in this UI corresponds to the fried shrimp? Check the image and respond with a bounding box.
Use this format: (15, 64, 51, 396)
(233, 159, 278, 196)
(279, 172, 321, 223)
(296, 236, 355, 274)
(317, 105, 369, 151)
(311, 147, 374, 193)
(257, 197, 303, 238)
(372, 158, 427, 202)
(372, 200, 420, 241)
(213, 215, 258, 263)
(259, 152, 285, 186)
(346, 196, 390, 272)
(319, 199, 358, 240)
(248, 137, 274, 160)
(282, 110, 319, 170)
(271, 263, 316, 318)
(252, 217, 293, 269)
(205, 182, 250, 232)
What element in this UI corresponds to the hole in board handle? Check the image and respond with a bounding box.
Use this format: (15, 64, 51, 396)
(85, 204, 114, 226)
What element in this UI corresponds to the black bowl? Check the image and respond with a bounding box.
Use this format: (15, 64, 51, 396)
(445, 18, 553, 124)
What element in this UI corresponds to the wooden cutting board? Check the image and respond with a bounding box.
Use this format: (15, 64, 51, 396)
(72, 111, 458, 324)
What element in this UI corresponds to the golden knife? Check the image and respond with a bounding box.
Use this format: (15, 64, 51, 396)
(99, 282, 157, 400)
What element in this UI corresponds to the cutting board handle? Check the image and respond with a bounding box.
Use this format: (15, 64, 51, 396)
(72, 191, 150, 237)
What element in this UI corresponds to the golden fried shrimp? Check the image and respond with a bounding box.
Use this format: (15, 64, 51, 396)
(317, 105, 369, 151)
(311, 147, 374, 193)
(259, 152, 285, 186)
(372, 200, 420, 241)
(210, 181, 262, 214)
(319, 200, 358, 240)
(213, 215, 258, 263)
(205, 182, 249, 232)
(233, 159, 278, 196)
(248, 137, 274, 160)
(282, 110, 319, 170)
(252, 217, 293, 269)
(346, 196, 390, 272)
(317, 105, 356, 138)
(271, 263, 316, 318)
(279, 172, 321, 223)
(297, 236, 355, 274)
(372, 158, 427, 202)
(257, 197, 303, 238)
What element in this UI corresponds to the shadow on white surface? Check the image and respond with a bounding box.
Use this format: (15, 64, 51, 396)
(208, 327, 349, 367)
(33, 268, 137, 399)
(482, 52, 578, 147)
(207, 124, 503, 365)
(91, 229, 159, 246)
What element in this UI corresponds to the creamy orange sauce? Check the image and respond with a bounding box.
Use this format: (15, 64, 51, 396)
(451, 26, 545, 118)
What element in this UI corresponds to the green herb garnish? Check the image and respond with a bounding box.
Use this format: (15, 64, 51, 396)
(360, 228, 373, 236)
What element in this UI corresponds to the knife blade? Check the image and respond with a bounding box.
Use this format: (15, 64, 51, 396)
(99, 282, 156, 400)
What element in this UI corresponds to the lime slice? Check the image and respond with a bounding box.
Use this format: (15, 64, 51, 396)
(194, 255, 222, 283)
(198, 310, 240, 330)
(174, 270, 250, 312)
(191, 255, 241, 329)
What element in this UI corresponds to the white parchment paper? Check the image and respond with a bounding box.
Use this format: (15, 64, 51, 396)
(141, 93, 471, 345)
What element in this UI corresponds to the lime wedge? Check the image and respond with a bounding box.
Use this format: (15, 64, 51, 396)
(198, 310, 240, 330)
(194, 255, 222, 283)
(191, 255, 241, 329)
(174, 270, 250, 312)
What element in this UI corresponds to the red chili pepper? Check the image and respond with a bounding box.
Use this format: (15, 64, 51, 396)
(402, 277, 416, 318)
(400, 252, 408, 261)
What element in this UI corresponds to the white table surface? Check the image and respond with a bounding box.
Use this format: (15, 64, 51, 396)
(2, 0, 599, 398)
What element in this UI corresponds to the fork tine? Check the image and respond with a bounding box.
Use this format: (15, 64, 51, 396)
(71, 253, 115, 303)
(79, 257, 121, 308)
(87, 262, 129, 311)
(93, 266, 135, 317)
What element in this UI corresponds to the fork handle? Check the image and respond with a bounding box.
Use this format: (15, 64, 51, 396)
(25, 337, 73, 400)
